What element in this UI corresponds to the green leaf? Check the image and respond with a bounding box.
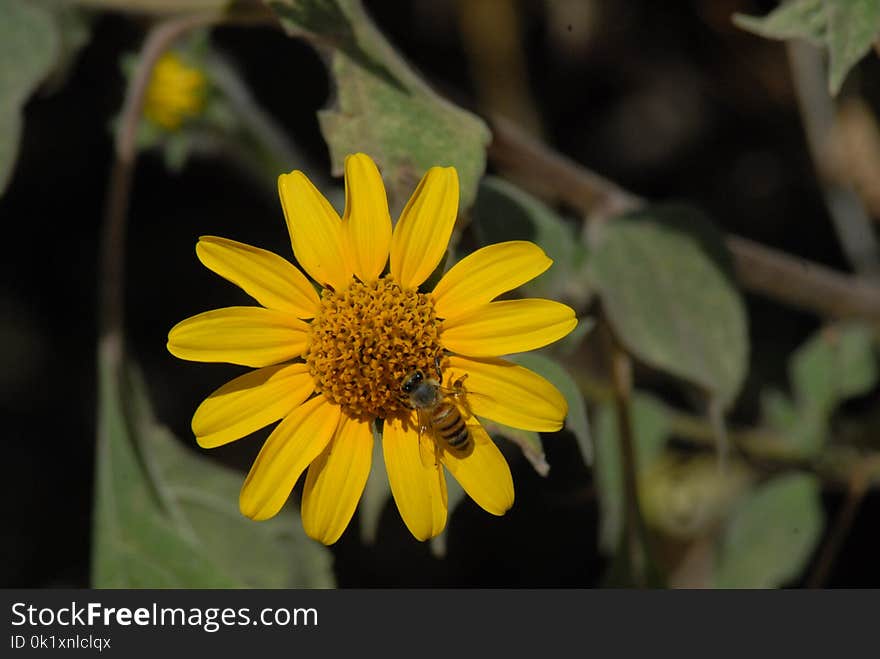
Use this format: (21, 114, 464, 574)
(268, 0, 489, 210)
(508, 352, 592, 466)
(470, 176, 592, 308)
(734, 0, 880, 94)
(761, 388, 800, 431)
(733, 0, 828, 43)
(0, 0, 59, 196)
(761, 386, 825, 457)
(714, 473, 824, 588)
(764, 322, 879, 457)
(792, 322, 878, 411)
(593, 392, 671, 554)
(93, 347, 335, 588)
(826, 1, 880, 94)
(36, 1, 93, 93)
(589, 204, 749, 406)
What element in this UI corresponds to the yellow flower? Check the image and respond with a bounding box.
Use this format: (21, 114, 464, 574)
(143, 52, 206, 131)
(167, 154, 577, 544)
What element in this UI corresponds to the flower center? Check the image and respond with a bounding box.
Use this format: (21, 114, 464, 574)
(305, 276, 444, 422)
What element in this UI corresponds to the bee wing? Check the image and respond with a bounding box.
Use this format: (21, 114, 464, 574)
(418, 430, 440, 470)
(414, 408, 440, 469)
(447, 387, 496, 420)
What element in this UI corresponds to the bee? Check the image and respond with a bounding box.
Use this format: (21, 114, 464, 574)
(400, 357, 472, 464)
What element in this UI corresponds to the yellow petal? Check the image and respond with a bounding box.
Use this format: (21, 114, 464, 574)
(389, 166, 459, 289)
(383, 414, 448, 541)
(447, 356, 567, 432)
(441, 299, 577, 357)
(343, 153, 391, 283)
(441, 421, 513, 516)
(301, 416, 373, 545)
(431, 241, 552, 319)
(196, 236, 320, 318)
(239, 395, 341, 521)
(277, 170, 351, 291)
(192, 363, 314, 449)
(167, 307, 309, 367)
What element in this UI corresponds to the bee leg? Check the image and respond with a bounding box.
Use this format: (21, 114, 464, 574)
(434, 351, 444, 382)
(451, 374, 474, 419)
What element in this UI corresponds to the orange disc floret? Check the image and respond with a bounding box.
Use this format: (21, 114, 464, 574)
(305, 276, 444, 422)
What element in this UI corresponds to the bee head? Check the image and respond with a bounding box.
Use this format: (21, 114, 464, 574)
(401, 370, 424, 394)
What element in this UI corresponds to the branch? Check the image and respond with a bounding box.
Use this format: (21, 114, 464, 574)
(487, 114, 880, 322)
(573, 369, 880, 490)
(100, 13, 224, 365)
(787, 40, 880, 278)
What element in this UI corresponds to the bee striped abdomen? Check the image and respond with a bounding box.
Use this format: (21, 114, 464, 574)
(433, 401, 470, 449)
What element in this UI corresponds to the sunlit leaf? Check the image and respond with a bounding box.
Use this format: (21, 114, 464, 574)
(0, 0, 59, 196)
(268, 0, 489, 210)
(92, 349, 335, 588)
(594, 392, 671, 554)
(589, 204, 749, 406)
(714, 473, 824, 588)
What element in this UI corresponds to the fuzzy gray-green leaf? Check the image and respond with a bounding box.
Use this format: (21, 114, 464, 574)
(714, 473, 824, 588)
(0, 0, 59, 196)
(92, 350, 335, 588)
(589, 205, 749, 406)
(269, 0, 489, 210)
(734, 0, 880, 94)
(471, 176, 591, 308)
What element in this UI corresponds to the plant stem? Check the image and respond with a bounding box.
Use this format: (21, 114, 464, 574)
(99, 13, 225, 361)
(571, 369, 880, 489)
(787, 40, 880, 279)
(806, 459, 873, 588)
(605, 323, 654, 586)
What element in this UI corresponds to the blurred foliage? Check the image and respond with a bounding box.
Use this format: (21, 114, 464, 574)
(714, 473, 824, 588)
(734, 0, 880, 94)
(122, 34, 300, 185)
(640, 454, 753, 541)
(0, 0, 59, 196)
(594, 392, 671, 555)
(93, 349, 335, 587)
(762, 322, 878, 457)
(471, 176, 592, 310)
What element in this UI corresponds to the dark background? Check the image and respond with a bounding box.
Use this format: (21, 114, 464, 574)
(3, 0, 879, 588)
